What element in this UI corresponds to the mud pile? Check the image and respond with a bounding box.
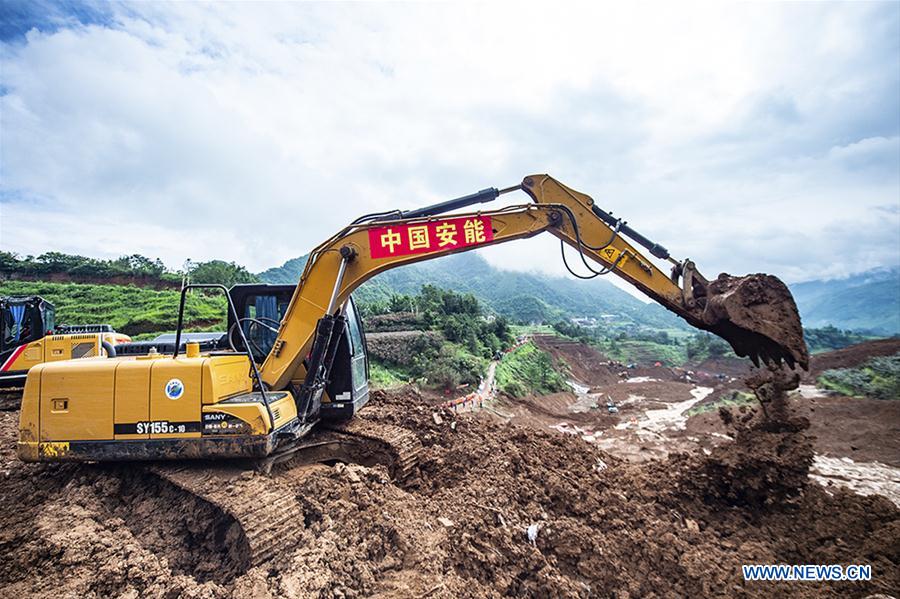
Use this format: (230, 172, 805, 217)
(1, 381, 898, 598)
(532, 335, 621, 387)
(497, 391, 620, 432)
(806, 337, 900, 378)
(691, 368, 812, 507)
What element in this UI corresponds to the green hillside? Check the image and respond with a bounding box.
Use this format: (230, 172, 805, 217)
(0, 280, 226, 337)
(257, 255, 309, 285)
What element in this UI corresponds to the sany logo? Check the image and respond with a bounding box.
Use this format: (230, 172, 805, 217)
(165, 378, 185, 400)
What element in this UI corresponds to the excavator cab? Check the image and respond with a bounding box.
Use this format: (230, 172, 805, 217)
(227, 284, 295, 361)
(2, 296, 133, 388)
(1, 297, 55, 386)
(1, 296, 54, 352)
(225, 284, 370, 420)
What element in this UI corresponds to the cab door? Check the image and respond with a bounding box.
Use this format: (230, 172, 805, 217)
(345, 297, 369, 400)
(1, 300, 46, 373)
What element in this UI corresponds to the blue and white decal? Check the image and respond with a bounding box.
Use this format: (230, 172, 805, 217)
(165, 378, 185, 400)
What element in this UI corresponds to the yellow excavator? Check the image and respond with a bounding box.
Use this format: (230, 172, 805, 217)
(16, 175, 808, 566)
(1, 295, 131, 388)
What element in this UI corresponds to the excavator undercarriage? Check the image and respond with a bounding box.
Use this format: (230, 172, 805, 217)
(147, 418, 421, 569)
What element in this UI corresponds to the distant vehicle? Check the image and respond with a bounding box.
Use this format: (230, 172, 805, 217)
(1, 295, 130, 388)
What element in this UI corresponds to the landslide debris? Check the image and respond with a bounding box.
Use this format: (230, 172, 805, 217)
(0, 380, 897, 598)
(683, 366, 813, 509)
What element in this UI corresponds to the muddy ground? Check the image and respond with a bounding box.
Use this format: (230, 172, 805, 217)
(1, 342, 899, 598)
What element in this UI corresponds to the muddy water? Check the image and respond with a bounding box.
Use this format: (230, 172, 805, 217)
(614, 386, 714, 433)
(810, 455, 900, 507)
(797, 384, 826, 399)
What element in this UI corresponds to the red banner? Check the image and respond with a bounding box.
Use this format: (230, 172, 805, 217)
(368, 215, 494, 259)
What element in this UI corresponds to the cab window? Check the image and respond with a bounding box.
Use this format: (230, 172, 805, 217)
(346, 300, 365, 357)
(241, 294, 287, 361)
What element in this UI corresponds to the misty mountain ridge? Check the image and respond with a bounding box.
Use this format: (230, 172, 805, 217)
(790, 265, 899, 335)
(260, 253, 899, 335)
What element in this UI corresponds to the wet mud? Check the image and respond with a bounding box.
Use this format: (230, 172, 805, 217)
(700, 273, 809, 370)
(0, 368, 897, 597)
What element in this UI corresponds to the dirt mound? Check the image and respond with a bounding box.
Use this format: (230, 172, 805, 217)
(1, 381, 898, 597)
(796, 394, 900, 467)
(806, 338, 900, 378)
(497, 391, 620, 431)
(532, 334, 621, 386)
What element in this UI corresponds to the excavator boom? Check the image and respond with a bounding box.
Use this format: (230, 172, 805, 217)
(261, 174, 807, 393)
(17, 173, 809, 462)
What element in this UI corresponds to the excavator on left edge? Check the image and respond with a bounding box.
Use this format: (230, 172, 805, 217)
(0, 295, 131, 388)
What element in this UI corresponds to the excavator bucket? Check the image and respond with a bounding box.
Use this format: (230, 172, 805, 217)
(695, 273, 809, 370)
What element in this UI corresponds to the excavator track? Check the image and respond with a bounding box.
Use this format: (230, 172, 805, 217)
(323, 418, 422, 483)
(0, 386, 23, 411)
(146, 418, 421, 569)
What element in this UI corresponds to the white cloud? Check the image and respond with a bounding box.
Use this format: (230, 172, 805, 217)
(1, 1, 898, 287)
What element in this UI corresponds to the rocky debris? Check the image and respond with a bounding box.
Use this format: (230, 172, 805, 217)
(532, 335, 621, 386)
(0, 373, 898, 598)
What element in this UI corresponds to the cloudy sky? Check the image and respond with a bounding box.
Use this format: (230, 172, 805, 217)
(1, 1, 898, 286)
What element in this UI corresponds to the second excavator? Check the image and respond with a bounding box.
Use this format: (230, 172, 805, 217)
(16, 174, 809, 567)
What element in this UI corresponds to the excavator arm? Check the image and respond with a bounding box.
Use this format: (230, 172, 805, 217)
(260, 175, 808, 392)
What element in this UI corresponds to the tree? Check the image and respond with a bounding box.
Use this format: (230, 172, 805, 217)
(189, 260, 260, 287)
(387, 293, 416, 313)
(112, 254, 166, 277)
(686, 333, 732, 360)
(0, 251, 19, 272)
